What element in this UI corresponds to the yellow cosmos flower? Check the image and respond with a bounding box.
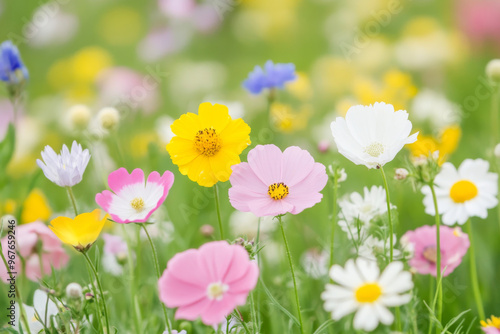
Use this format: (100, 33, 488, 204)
(270, 102, 311, 133)
(166, 103, 251, 187)
(49, 209, 108, 252)
(407, 125, 461, 165)
(21, 189, 52, 224)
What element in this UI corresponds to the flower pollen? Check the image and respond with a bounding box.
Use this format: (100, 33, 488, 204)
(130, 197, 145, 212)
(206, 282, 229, 301)
(364, 142, 385, 157)
(422, 245, 438, 263)
(449, 180, 478, 203)
(268, 182, 289, 200)
(355, 283, 382, 303)
(194, 128, 222, 157)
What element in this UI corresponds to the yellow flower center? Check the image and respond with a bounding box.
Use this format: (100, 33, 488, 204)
(423, 246, 438, 263)
(194, 128, 222, 157)
(355, 283, 382, 303)
(130, 197, 145, 212)
(268, 182, 289, 200)
(206, 282, 228, 301)
(364, 142, 384, 157)
(449, 180, 478, 203)
(481, 315, 500, 328)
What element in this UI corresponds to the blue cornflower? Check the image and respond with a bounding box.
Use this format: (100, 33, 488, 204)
(0, 40, 29, 85)
(243, 60, 296, 95)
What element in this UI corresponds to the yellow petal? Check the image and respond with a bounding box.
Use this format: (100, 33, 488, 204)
(184, 154, 218, 187)
(219, 118, 251, 154)
(49, 216, 79, 246)
(209, 148, 241, 182)
(166, 137, 200, 165)
(170, 112, 202, 140)
(198, 103, 231, 133)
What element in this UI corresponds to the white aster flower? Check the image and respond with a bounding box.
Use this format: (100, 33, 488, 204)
(36, 141, 91, 187)
(301, 248, 329, 279)
(410, 89, 461, 129)
(321, 258, 413, 332)
(14, 290, 59, 333)
(338, 186, 394, 240)
(422, 159, 498, 225)
(331, 102, 418, 168)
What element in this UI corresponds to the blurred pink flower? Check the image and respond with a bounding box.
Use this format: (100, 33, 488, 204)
(137, 27, 191, 62)
(457, 0, 500, 49)
(0, 222, 69, 282)
(96, 168, 174, 224)
(158, 0, 196, 19)
(191, 5, 221, 33)
(158, 241, 259, 326)
(96, 67, 161, 114)
(229, 145, 328, 217)
(102, 233, 128, 256)
(401, 225, 469, 277)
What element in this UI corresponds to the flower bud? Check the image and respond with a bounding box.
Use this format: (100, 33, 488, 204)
(98, 107, 120, 130)
(486, 59, 500, 83)
(68, 104, 91, 129)
(394, 168, 409, 180)
(66, 282, 83, 299)
(494, 143, 500, 158)
(337, 168, 347, 183)
(200, 224, 214, 237)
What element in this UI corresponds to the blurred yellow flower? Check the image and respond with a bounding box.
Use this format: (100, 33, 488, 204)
(407, 125, 461, 165)
(130, 133, 159, 158)
(312, 57, 355, 99)
(21, 189, 52, 224)
(71, 47, 113, 83)
(167, 103, 251, 187)
(99, 7, 142, 46)
(286, 72, 312, 101)
(270, 102, 311, 133)
(2, 199, 16, 216)
(49, 209, 108, 252)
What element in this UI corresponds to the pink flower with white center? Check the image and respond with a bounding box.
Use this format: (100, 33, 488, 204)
(0, 222, 69, 282)
(158, 241, 259, 326)
(95, 168, 174, 224)
(401, 225, 470, 277)
(228, 145, 328, 217)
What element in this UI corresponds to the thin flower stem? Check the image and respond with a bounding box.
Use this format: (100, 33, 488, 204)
(429, 182, 443, 331)
(491, 83, 499, 146)
(142, 224, 172, 334)
(255, 219, 262, 330)
(379, 166, 394, 262)
(66, 187, 78, 216)
(121, 225, 141, 333)
(213, 184, 224, 240)
(85, 259, 104, 331)
(330, 175, 339, 268)
(278, 215, 305, 334)
(466, 219, 485, 320)
(0, 249, 32, 334)
(82, 251, 110, 334)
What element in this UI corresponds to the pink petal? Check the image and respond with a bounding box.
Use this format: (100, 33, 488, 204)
(175, 298, 213, 322)
(108, 168, 145, 193)
(228, 262, 259, 293)
(281, 146, 315, 186)
(199, 241, 235, 281)
(286, 163, 328, 214)
(248, 197, 294, 217)
(158, 272, 206, 307)
(166, 249, 209, 287)
(247, 145, 283, 185)
(230, 162, 268, 194)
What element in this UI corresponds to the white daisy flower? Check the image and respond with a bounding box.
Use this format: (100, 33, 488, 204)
(338, 186, 394, 240)
(321, 258, 413, 332)
(422, 159, 498, 225)
(357, 234, 401, 261)
(300, 248, 329, 279)
(36, 141, 91, 187)
(14, 290, 59, 333)
(331, 102, 418, 168)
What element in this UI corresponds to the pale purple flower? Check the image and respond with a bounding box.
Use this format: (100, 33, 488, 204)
(36, 141, 90, 187)
(102, 233, 128, 257)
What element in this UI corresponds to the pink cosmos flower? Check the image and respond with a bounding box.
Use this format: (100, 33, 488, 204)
(95, 168, 174, 224)
(158, 241, 259, 326)
(401, 225, 470, 277)
(102, 233, 128, 257)
(228, 145, 328, 217)
(0, 222, 69, 282)
(457, 0, 500, 50)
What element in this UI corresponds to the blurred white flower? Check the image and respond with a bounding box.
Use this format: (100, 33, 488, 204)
(229, 211, 276, 240)
(36, 141, 91, 187)
(14, 290, 59, 332)
(331, 102, 418, 169)
(495, 143, 500, 158)
(206, 100, 245, 119)
(486, 59, 500, 83)
(300, 248, 329, 279)
(28, 3, 78, 48)
(89, 141, 116, 181)
(357, 234, 400, 261)
(394, 168, 409, 180)
(66, 104, 92, 130)
(102, 252, 124, 276)
(321, 259, 413, 331)
(411, 89, 461, 128)
(66, 283, 83, 299)
(97, 107, 120, 130)
(156, 115, 175, 145)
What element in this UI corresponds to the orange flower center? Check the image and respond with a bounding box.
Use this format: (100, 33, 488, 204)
(194, 128, 222, 157)
(268, 182, 289, 200)
(449, 180, 478, 203)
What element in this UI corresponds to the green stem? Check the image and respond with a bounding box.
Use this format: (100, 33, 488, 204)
(379, 166, 393, 262)
(0, 247, 32, 334)
(429, 183, 442, 331)
(84, 259, 104, 331)
(213, 184, 224, 240)
(330, 176, 338, 268)
(491, 83, 499, 146)
(66, 187, 78, 216)
(278, 215, 305, 334)
(121, 225, 141, 333)
(83, 251, 110, 334)
(466, 219, 485, 320)
(142, 225, 172, 333)
(427, 276, 435, 334)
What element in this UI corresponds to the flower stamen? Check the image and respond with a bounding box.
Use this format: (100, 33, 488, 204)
(449, 180, 478, 203)
(364, 142, 385, 157)
(268, 182, 289, 200)
(355, 283, 382, 303)
(194, 128, 222, 157)
(130, 197, 145, 212)
(206, 282, 229, 301)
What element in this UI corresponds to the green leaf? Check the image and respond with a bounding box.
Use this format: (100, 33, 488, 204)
(312, 319, 335, 334)
(259, 278, 300, 328)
